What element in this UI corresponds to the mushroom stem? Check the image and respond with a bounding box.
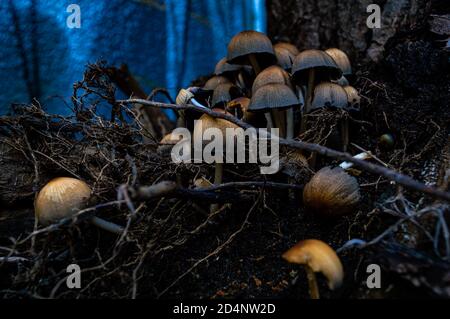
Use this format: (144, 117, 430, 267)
(210, 162, 224, 212)
(301, 69, 316, 133)
(272, 109, 286, 138)
(89, 216, 124, 235)
(341, 117, 349, 152)
(265, 113, 274, 129)
(286, 108, 294, 140)
(248, 53, 261, 75)
(305, 265, 320, 299)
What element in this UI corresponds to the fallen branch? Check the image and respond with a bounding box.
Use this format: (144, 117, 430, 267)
(119, 99, 450, 202)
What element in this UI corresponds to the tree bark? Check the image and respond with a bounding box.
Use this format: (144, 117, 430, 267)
(267, 0, 433, 62)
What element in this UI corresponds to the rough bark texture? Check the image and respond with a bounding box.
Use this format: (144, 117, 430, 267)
(267, 0, 434, 62)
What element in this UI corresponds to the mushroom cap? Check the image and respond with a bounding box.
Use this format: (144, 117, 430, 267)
(292, 50, 342, 85)
(303, 166, 360, 216)
(249, 83, 300, 113)
(311, 82, 349, 111)
(274, 47, 296, 71)
(193, 108, 239, 143)
(227, 97, 251, 113)
(335, 75, 349, 86)
(325, 48, 352, 76)
(274, 42, 299, 56)
(252, 65, 292, 94)
(158, 132, 184, 157)
(342, 86, 361, 111)
(282, 239, 344, 290)
(193, 177, 213, 189)
(35, 177, 91, 225)
(227, 30, 276, 67)
(211, 83, 241, 107)
(214, 57, 242, 76)
(203, 76, 231, 92)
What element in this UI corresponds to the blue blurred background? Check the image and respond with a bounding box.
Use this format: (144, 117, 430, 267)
(0, 0, 266, 117)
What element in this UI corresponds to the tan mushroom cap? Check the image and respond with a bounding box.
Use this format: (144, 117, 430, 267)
(214, 57, 242, 76)
(211, 83, 240, 107)
(252, 65, 292, 95)
(35, 177, 91, 225)
(249, 83, 300, 113)
(227, 30, 276, 66)
(343, 86, 361, 110)
(159, 132, 182, 145)
(274, 47, 296, 71)
(274, 42, 299, 56)
(311, 82, 349, 110)
(303, 166, 360, 216)
(193, 108, 239, 143)
(227, 97, 250, 113)
(292, 49, 342, 85)
(282, 239, 344, 290)
(203, 76, 231, 91)
(193, 177, 213, 189)
(325, 48, 352, 76)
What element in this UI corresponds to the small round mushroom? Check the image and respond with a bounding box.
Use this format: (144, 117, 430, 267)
(311, 82, 351, 151)
(292, 50, 342, 131)
(325, 48, 352, 77)
(249, 83, 300, 138)
(211, 83, 241, 108)
(282, 239, 344, 299)
(274, 47, 296, 71)
(227, 30, 276, 75)
(226, 97, 250, 119)
(379, 133, 395, 149)
(342, 85, 361, 111)
(35, 177, 124, 234)
(158, 132, 183, 157)
(203, 76, 231, 92)
(273, 42, 299, 56)
(303, 166, 360, 216)
(252, 65, 292, 94)
(214, 57, 242, 76)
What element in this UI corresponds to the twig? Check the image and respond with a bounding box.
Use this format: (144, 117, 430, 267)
(119, 99, 450, 202)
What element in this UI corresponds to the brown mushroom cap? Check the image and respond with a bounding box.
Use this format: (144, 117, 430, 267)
(274, 42, 299, 56)
(203, 76, 231, 92)
(311, 82, 349, 110)
(249, 83, 300, 113)
(303, 166, 360, 216)
(193, 108, 239, 143)
(227, 30, 276, 67)
(158, 132, 184, 156)
(35, 177, 91, 225)
(214, 57, 242, 76)
(211, 83, 241, 107)
(194, 177, 213, 189)
(274, 47, 296, 71)
(292, 50, 342, 85)
(252, 65, 292, 94)
(282, 239, 344, 290)
(342, 86, 361, 110)
(325, 48, 352, 76)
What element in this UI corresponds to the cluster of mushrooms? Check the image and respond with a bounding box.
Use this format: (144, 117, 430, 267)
(34, 30, 369, 299)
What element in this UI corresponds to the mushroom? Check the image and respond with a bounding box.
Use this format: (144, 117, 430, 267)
(227, 97, 249, 119)
(303, 166, 360, 216)
(227, 30, 276, 75)
(249, 83, 300, 138)
(35, 177, 124, 234)
(282, 239, 344, 299)
(336, 75, 349, 86)
(251, 66, 302, 139)
(158, 132, 183, 157)
(311, 82, 351, 151)
(203, 76, 231, 92)
(379, 134, 395, 149)
(211, 83, 241, 108)
(342, 85, 361, 111)
(274, 47, 296, 72)
(325, 48, 352, 78)
(193, 109, 238, 212)
(273, 42, 299, 56)
(292, 50, 342, 131)
(215, 57, 251, 91)
(214, 57, 242, 76)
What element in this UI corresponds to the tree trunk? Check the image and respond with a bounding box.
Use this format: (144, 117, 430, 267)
(267, 0, 434, 63)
